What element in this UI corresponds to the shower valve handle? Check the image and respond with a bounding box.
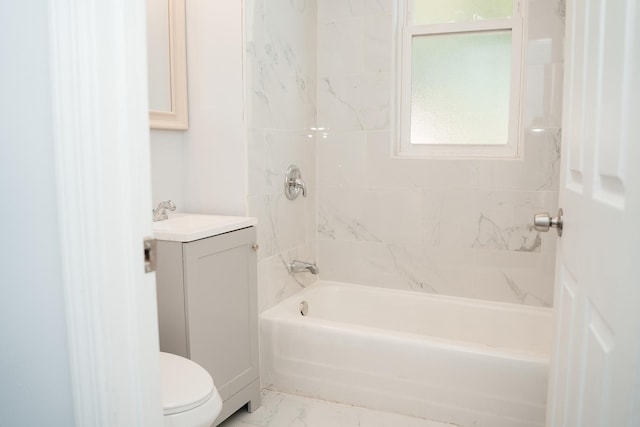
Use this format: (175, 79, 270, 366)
(284, 165, 307, 200)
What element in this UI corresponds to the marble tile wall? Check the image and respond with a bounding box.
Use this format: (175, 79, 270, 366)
(316, 0, 565, 307)
(246, 0, 318, 312)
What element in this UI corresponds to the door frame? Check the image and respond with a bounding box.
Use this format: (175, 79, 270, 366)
(48, 0, 163, 425)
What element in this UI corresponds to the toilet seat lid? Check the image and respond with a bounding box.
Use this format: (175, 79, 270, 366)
(159, 352, 215, 415)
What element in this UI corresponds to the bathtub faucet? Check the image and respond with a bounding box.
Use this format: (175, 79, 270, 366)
(289, 260, 319, 275)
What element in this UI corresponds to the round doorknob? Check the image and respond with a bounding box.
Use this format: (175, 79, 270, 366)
(534, 208, 563, 236)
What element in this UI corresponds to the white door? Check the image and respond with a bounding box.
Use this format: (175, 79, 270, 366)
(545, 0, 640, 426)
(48, 0, 163, 425)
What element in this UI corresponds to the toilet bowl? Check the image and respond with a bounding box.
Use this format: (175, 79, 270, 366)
(160, 352, 223, 427)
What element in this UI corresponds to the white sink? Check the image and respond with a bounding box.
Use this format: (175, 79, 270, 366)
(153, 213, 257, 242)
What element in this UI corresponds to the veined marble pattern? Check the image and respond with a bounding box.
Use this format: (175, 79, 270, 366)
(246, 0, 318, 313)
(257, 242, 317, 313)
(318, 73, 391, 131)
(478, 129, 562, 192)
(247, 0, 317, 130)
(317, 0, 393, 132)
(318, 240, 554, 306)
(318, 185, 422, 245)
(248, 129, 316, 200)
(246, 130, 318, 312)
(219, 391, 452, 427)
(430, 190, 549, 252)
(316, 0, 565, 307)
(318, 184, 555, 253)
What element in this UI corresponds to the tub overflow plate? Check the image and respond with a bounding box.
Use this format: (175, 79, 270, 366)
(299, 301, 309, 316)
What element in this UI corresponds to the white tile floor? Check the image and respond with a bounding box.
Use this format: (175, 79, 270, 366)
(218, 390, 453, 427)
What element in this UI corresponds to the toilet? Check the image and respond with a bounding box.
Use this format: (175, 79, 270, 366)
(160, 352, 223, 427)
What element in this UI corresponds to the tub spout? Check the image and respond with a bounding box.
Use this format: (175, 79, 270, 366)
(290, 260, 319, 275)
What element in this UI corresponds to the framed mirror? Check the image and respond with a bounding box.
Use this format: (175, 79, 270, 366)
(147, 0, 188, 130)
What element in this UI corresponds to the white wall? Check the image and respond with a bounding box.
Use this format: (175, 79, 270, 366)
(150, 129, 185, 208)
(316, 0, 565, 307)
(149, 1, 246, 216)
(0, 2, 75, 425)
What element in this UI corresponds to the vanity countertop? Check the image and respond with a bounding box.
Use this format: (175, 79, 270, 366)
(153, 213, 257, 242)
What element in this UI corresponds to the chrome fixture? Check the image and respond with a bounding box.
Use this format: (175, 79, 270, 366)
(153, 200, 176, 222)
(534, 208, 563, 237)
(284, 165, 307, 200)
(289, 260, 319, 275)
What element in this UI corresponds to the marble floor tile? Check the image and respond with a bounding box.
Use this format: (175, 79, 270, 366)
(218, 390, 453, 427)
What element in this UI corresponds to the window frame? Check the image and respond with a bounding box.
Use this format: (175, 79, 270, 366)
(395, 0, 526, 158)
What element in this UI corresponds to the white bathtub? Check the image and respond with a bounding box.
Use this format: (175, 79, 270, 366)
(260, 281, 552, 427)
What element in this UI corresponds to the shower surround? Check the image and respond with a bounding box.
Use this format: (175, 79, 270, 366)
(316, 0, 565, 307)
(246, 0, 319, 312)
(245, 0, 565, 310)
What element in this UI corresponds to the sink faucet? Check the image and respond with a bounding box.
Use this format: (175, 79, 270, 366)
(289, 260, 319, 275)
(153, 200, 176, 222)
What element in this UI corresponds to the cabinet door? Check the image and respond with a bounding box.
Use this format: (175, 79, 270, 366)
(183, 227, 258, 400)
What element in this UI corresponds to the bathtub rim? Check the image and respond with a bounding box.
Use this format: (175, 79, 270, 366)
(261, 280, 552, 364)
(272, 280, 553, 315)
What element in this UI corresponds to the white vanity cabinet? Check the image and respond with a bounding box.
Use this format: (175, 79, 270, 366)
(155, 220, 260, 425)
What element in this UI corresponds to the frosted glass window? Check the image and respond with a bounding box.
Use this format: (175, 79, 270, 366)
(410, 31, 512, 145)
(397, 0, 523, 157)
(414, 0, 513, 25)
